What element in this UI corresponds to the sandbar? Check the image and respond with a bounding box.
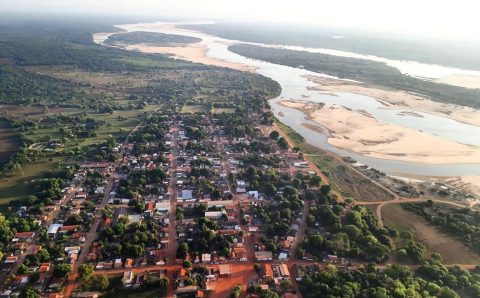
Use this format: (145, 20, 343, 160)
(305, 75, 480, 127)
(279, 100, 480, 165)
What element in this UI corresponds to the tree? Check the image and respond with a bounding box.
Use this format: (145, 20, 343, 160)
(231, 284, 242, 298)
(78, 264, 94, 282)
(183, 260, 192, 268)
(20, 287, 40, 298)
(438, 287, 460, 298)
(269, 130, 279, 139)
(91, 275, 110, 291)
(18, 264, 30, 275)
(405, 241, 425, 263)
(320, 184, 331, 195)
(53, 263, 71, 278)
(177, 242, 189, 259)
(310, 175, 321, 186)
(264, 183, 277, 197)
(280, 280, 293, 291)
(38, 248, 50, 262)
(253, 263, 261, 273)
(277, 137, 288, 150)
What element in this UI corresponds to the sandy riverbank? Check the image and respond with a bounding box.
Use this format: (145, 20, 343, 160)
(114, 23, 255, 72)
(305, 75, 480, 127)
(125, 43, 255, 72)
(443, 175, 480, 197)
(437, 74, 480, 90)
(279, 100, 480, 164)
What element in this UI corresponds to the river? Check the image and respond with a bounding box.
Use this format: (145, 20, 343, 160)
(93, 22, 480, 177)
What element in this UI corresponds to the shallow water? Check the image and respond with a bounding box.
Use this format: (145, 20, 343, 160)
(96, 22, 480, 176)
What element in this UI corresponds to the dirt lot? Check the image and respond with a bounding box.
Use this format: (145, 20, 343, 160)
(382, 204, 480, 264)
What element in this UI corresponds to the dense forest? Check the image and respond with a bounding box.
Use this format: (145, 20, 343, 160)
(229, 44, 480, 109)
(104, 31, 201, 47)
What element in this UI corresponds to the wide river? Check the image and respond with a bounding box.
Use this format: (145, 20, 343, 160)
(94, 23, 480, 177)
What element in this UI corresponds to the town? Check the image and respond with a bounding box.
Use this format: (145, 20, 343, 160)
(2, 102, 479, 298)
(1, 10, 480, 298)
(0, 105, 339, 297)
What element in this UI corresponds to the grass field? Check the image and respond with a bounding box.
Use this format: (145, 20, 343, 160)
(182, 104, 209, 113)
(0, 156, 63, 211)
(383, 204, 480, 264)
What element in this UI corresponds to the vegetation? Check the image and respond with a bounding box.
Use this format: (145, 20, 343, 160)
(403, 202, 480, 255)
(302, 189, 391, 263)
(229, 44, 480, 109)
(99, 218, 161, 259)
(0, 17, 280, 208)
(300, 260, 480, 298)
(105, 31, 201, 47)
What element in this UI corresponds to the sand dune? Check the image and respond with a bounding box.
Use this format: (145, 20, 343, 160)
(279, 100, 480, 165)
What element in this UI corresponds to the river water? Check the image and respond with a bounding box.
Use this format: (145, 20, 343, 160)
(94, 22, 480, 177)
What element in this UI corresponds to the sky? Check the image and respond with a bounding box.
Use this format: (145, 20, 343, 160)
(1, 0, 479, 40)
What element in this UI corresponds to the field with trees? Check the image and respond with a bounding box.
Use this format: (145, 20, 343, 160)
(383, 204, 480, 264)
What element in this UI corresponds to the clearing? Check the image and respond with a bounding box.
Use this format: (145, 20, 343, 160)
(383, 204, 480, 264)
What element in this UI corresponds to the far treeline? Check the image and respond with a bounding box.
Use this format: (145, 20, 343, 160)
(229, 44, 480, 109)
(104, 31, 201, 47)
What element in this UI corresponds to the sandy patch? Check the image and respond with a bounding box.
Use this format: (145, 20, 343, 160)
(305, 75, 480, 127)
(436, 74, 480, 90)
(442, 175, 480, 197)
(124, 43, 255, 72)
(301, 122, 325, 133)
(113, 22, 255, 73)
(279, 100, 480, 164)
(125, 43, 255, 72)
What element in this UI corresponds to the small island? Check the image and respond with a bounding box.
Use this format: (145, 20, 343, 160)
(105, 31, 201, 47)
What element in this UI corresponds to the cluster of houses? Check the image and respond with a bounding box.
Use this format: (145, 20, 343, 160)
(0, 162, 114, 296)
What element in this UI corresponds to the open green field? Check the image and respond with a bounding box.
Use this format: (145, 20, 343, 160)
(0, 119, 19, 165)
(383, 204, 480, 264)
(0, 156, 63, 211)
(182, 104, 209, 113)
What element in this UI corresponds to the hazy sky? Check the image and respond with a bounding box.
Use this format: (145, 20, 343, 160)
(1, 0, 479, 39)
